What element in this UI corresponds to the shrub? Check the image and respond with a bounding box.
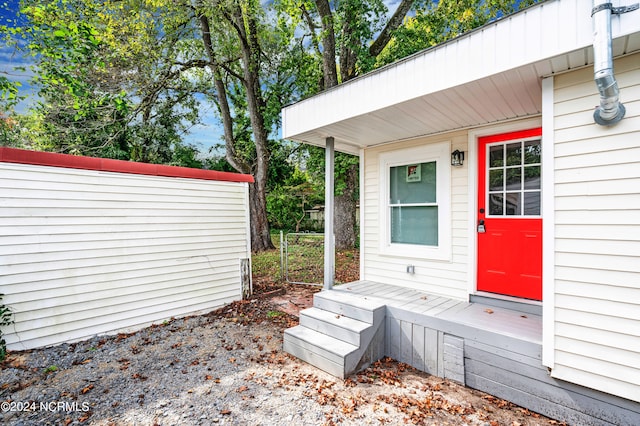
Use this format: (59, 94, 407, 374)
(0, 293, 14, 361)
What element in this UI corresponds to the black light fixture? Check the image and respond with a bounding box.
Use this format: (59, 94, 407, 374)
(451, 149, 464, 166)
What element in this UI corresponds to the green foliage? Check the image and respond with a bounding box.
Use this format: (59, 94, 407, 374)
(6, 0, 206, 161)
(0, 293, 14, 362)
(377, 0, 539, 67)
(305, 145, 359, 198)
(43, 365, 59, 374)
(267, 163, 322, 231)
(0, 75, 25, 147)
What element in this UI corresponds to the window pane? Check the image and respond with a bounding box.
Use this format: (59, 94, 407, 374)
(489, 145, 503, 167)
(506, 142, 522, 166)
(391, 206, 438, 246)
(505, 192, 521, 215)
(524, 140, 541, 164)
(524, 192, 541, 215)
(390, 162, 436, 204)
(524, 165, 541, 189)
(506, 168, 522, 190)
(489, 169, 503, 191)
(489, 194, 504, 215)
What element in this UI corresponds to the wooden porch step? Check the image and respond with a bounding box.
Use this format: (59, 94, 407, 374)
(283, 325, 359, 378)
(299, 307, 370, 346)
(313, 290, 386, 323)
(284, 289, 387, 378)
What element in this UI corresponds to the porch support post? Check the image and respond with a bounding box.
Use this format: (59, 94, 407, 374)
(324, 137, 335, 290)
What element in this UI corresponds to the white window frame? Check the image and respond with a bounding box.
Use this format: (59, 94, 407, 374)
(379, 142, 451, 261)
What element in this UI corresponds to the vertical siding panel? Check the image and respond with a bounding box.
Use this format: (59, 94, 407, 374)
(424, 328, 438, 375)
(400, 320, 413, 365)
(387, 317, 400, 360)
(411, 324, 425, 371)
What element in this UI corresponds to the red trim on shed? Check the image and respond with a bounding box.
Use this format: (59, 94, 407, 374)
(0, 147, 254, 183)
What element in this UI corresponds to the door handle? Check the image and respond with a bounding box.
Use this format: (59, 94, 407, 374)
(477, 219, 486, 233)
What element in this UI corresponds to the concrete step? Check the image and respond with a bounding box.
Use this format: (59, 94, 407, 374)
(299, 307, 370, 346)
(283, 325, 359, 378)
(313, 290, 386, 323)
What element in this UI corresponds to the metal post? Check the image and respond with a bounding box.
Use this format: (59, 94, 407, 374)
(324, 137, 335, 290)
(280, 230, 284, 281)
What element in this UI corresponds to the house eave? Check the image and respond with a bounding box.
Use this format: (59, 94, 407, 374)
(282, 0, 640, 153)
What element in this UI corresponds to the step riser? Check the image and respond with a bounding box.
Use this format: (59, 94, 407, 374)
(283, 338, 345, 378)
(313, 296, 374, 323)
(283, 329, 347, 365)
(284, 290, 387, 379)
(299, 314, 361, 346)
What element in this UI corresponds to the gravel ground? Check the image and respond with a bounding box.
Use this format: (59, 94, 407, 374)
(1, 295, 560, 426)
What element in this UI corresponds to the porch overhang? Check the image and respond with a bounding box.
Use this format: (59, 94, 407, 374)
(282, 0, 640, 154)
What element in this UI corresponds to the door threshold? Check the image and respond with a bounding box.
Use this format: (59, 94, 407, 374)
(470, 292, 542, 316)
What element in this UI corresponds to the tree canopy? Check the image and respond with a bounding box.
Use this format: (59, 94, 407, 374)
(1, 0, 539, 251)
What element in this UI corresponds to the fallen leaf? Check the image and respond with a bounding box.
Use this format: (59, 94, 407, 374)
(221, 409, 231, 415)
(81, 384, 94, 394)
(484, 308, 494, 314)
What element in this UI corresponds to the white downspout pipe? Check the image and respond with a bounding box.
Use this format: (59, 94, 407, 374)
(591, 0, 638, 125)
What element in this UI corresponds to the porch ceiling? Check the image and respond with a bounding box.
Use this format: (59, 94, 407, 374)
(283, 62, 549, 155)
(282, 0, 640, 155)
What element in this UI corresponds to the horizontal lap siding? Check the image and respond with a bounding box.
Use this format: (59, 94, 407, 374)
(1, 163, 249, 350)
(362, 132, 469, 300)
(552, 53, 640, 403)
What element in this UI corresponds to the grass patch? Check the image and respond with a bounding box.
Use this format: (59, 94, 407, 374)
(251, 231, 359, 292)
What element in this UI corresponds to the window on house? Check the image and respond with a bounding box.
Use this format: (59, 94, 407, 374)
(389, 162, 438, 246)
(379, 142, 451, 260)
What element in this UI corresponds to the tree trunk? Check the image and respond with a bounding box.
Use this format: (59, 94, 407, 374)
(334, 161, 358, 250)
(249, 180, 273, 252)
(233, 5, 275, 252)
(314, 0, 338, 88)
(199, 9, 274, 252)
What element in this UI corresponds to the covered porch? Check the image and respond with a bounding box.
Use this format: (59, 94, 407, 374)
(284, 280, 637, 425)
(281, 1, 640, 423)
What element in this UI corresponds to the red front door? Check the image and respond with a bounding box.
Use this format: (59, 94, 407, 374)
(477, 128, 542, 301)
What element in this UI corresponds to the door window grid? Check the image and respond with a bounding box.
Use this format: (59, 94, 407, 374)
(487, 139, 541, 217)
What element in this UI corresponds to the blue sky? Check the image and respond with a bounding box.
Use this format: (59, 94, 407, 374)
(1, 0, 33, 115)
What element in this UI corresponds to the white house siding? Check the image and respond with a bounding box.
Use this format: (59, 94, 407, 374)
(361, 131, 469, 300)
(1, 159, 251, 350)
(551, 52, 640, 403)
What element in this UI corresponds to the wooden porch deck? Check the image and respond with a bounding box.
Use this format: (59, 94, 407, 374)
(333, 280, 542, 343)
(316, 281, 638, 425)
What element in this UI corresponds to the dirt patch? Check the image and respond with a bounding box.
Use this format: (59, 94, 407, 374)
(269, 283, 320, 317)
(1, 287, 562, 426)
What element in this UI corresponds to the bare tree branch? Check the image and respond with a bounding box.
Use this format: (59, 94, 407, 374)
(369, 0, 415, 57)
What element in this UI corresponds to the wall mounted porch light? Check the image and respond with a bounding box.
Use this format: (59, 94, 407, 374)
(451, 150, 464, 166)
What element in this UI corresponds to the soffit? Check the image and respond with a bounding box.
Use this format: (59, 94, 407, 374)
(281, 0, 640, 154)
